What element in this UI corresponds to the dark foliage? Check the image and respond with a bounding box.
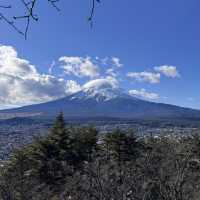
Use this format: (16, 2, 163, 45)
(0, 114, 200, 200)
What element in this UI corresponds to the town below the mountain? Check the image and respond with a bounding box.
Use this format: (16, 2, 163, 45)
(0, 116, 200, 161)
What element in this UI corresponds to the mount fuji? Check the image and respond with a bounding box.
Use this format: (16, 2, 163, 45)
(0, 79, 200, 120)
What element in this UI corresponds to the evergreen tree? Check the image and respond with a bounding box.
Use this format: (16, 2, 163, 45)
(72, 127, 98, 163)
(32, 112, 68, 190)
(104, 129, 140, 162)
(50, 111, 66, 142)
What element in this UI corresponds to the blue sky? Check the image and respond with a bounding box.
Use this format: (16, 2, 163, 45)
(0, 0, 199, 109)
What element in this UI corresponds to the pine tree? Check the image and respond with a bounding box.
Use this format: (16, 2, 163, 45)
(104, 129, 140, 162)
(50, 111, 66, 142)
(33, 112, 67, 190)
(72, 127, 98, 163)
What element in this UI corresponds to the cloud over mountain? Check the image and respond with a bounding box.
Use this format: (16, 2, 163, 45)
(0, 44, 182, 109)
(66, 80, 82, 94)
(83, 76, 119, 90)
(129, 89, 160, 100)
(0, 46, 121, 108)
(0, 45, 69, 106)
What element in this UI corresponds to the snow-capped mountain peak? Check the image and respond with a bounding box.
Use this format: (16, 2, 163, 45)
(1, 78, 200, 120)
(68, 79, 128, 102)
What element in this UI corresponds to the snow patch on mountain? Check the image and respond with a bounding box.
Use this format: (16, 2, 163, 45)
(68, 78, 130, 102)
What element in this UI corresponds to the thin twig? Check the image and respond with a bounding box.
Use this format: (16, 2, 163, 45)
(0, 0, 99, 39)
(88, 0, 100, 28)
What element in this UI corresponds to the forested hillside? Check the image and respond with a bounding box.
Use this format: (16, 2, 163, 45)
(0, 113, 200, 200)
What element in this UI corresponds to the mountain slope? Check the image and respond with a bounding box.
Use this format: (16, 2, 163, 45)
(0, 80, 200, 120)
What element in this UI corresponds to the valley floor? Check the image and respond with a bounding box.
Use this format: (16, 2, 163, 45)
(0, 119, 199, 160)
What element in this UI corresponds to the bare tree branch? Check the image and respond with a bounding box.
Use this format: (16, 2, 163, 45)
(88, 0, 100, 28)
(0, 0, 100, 39)
(0, 4, 24, 36)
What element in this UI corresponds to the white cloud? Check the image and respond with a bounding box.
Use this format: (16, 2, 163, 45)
(154, 65, 180, 78)
(66, 80, 81, 94)
(106, 68, 118, 77)
(106, 57, 123, 78)
(83, 76, 119, 90)
(127, 71, 160, 84)
(129, 89, 160, 100)
(112, 57, 123, 68)
(48, 60, 56, 74)
(0, 46, 124, 108)
(100, 57, 109, 65)
(0, 45, 37, 78)
(0, 45, 72, 107)
(0, 45, 178, 109)
(59, 56, 100, 78)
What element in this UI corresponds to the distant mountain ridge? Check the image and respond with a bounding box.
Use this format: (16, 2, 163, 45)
(0, 80, 200, 120)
